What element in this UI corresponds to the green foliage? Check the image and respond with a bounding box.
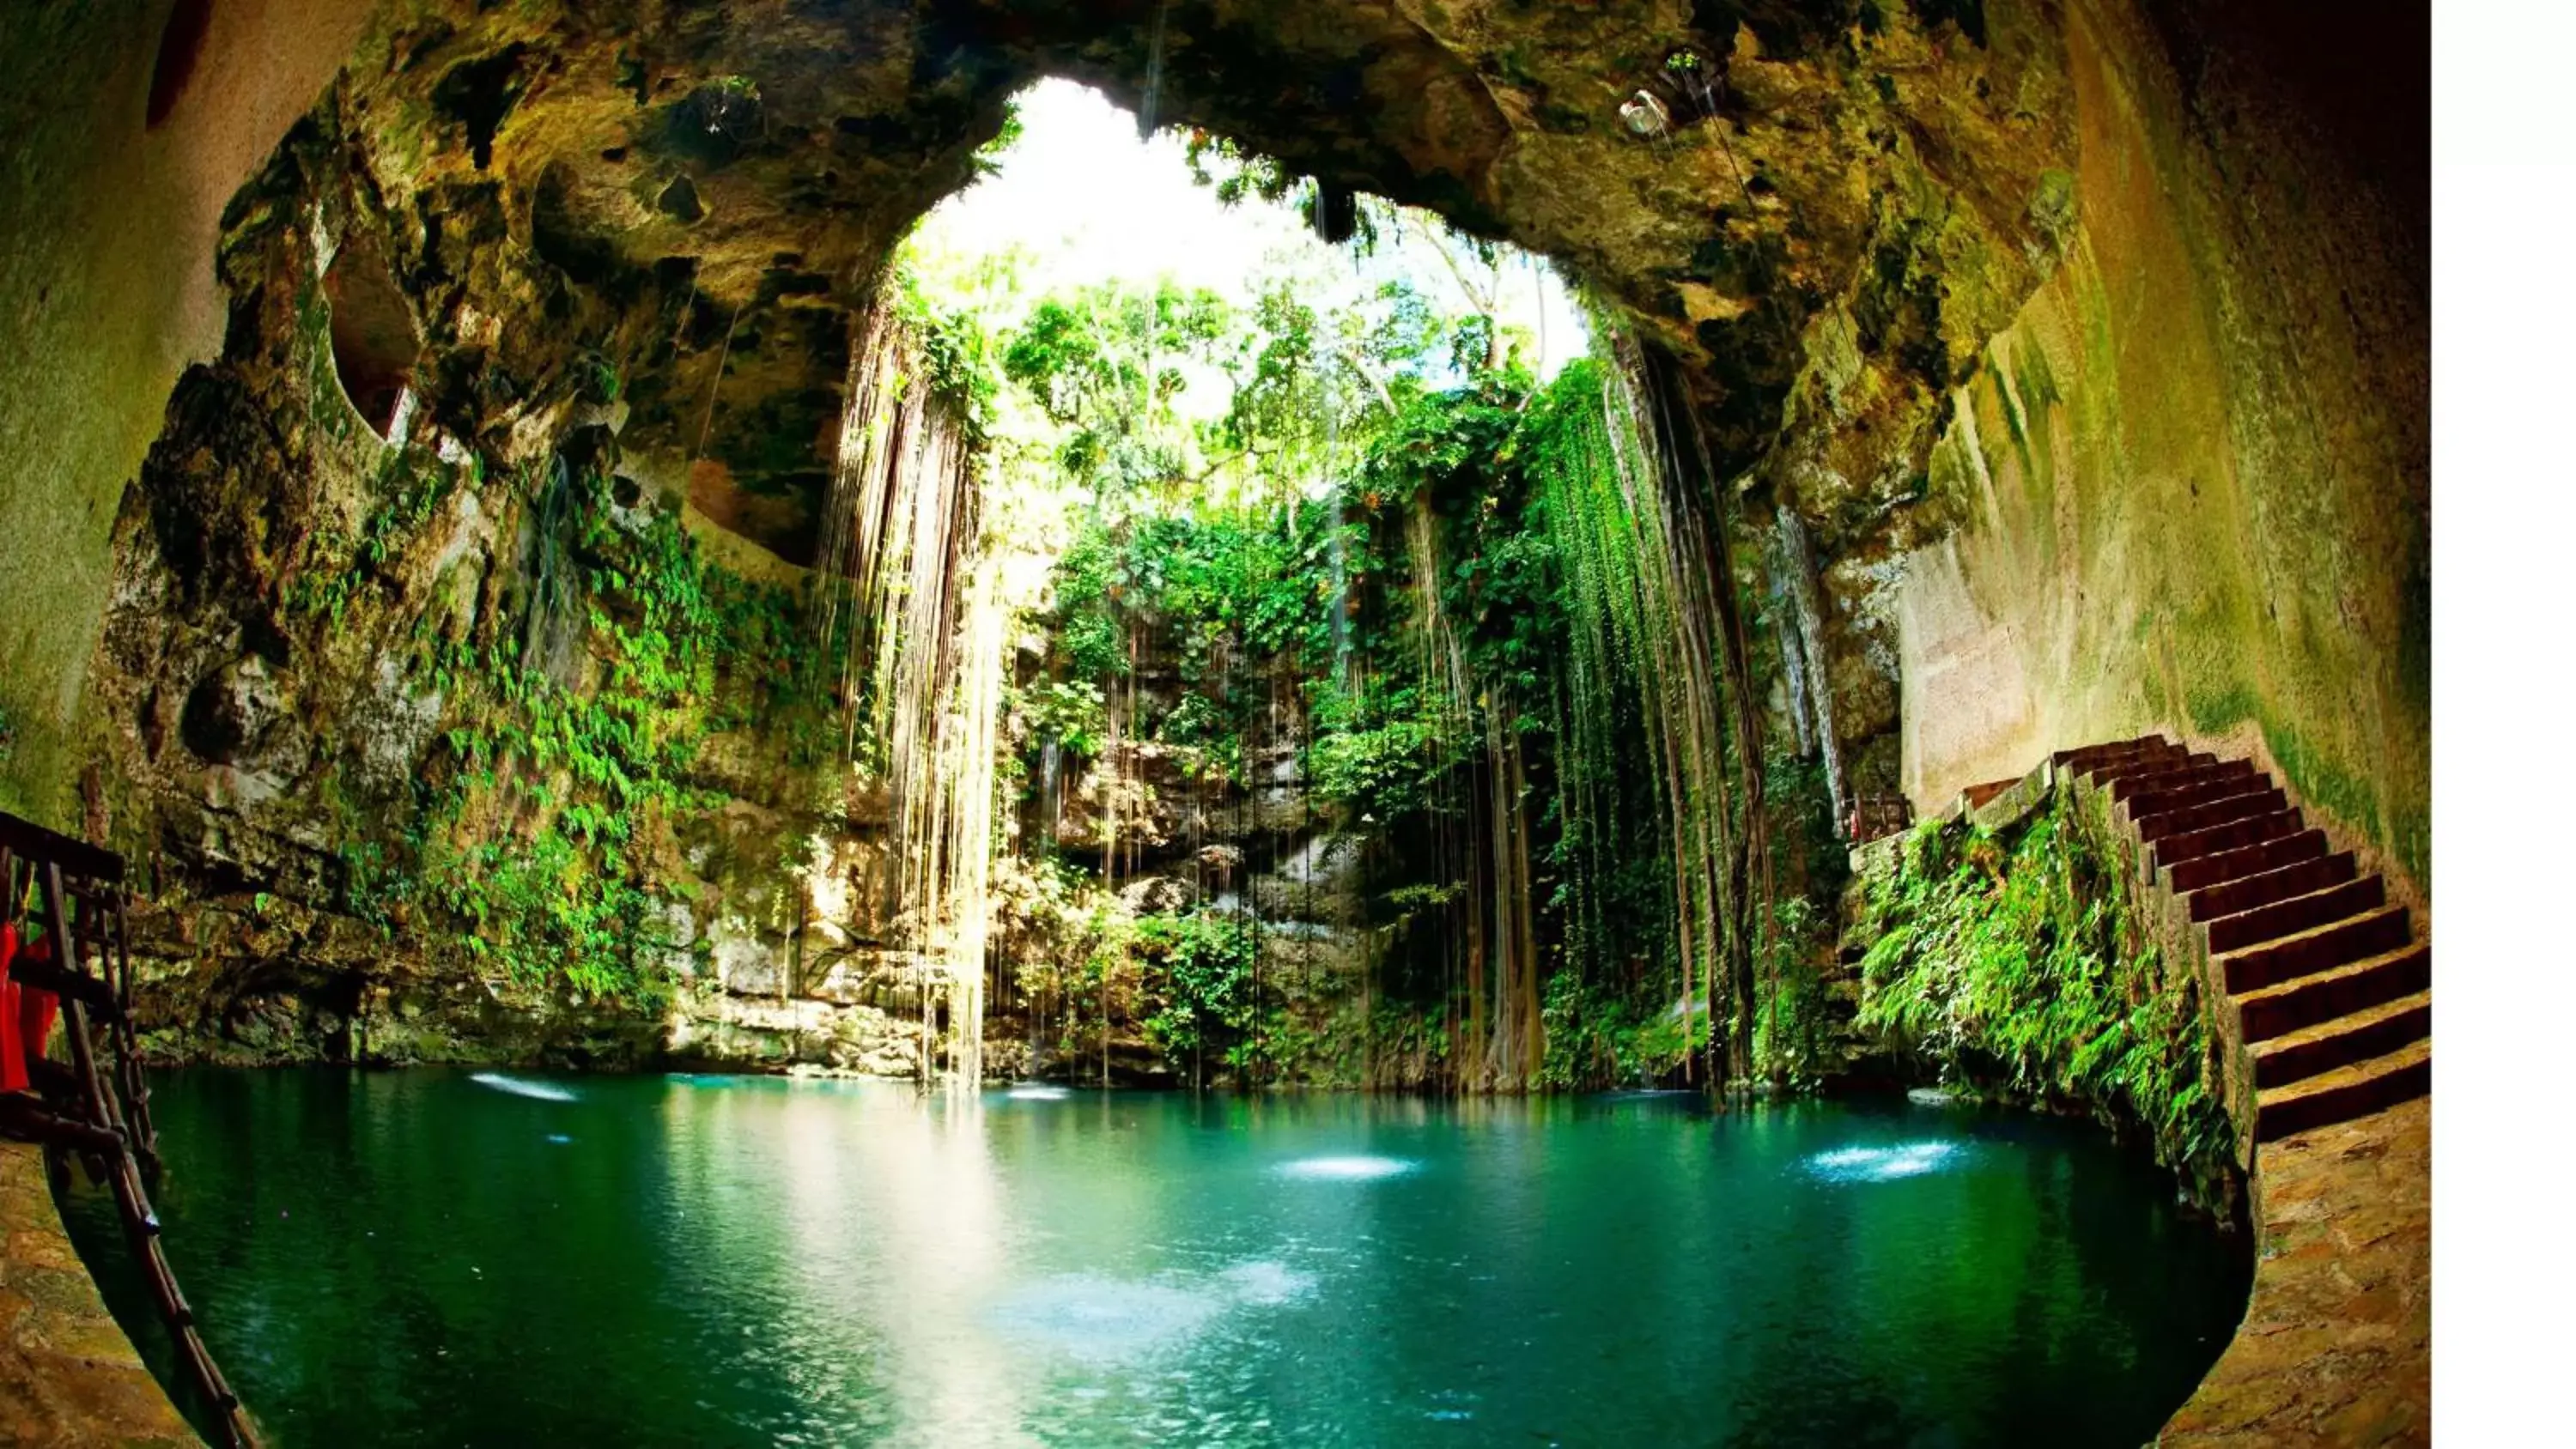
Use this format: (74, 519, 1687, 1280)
(287, 446, 470, 627)
(348, 453, 835, 1003)
(1539, 968, 1697, 1089)
(1303, 704, 1452, 818)
(970, 99, 1025, 180)
(1753, 895, 1838, 1090)
(1180, 130, 1302, 210)
(1018, 679, 1108, 757)
(1853, 796, 2235, 1195)
(891, 270, 1002, 446)
(1134, 909, 1263, 1080)
(1017, 333, 1744, 1088)
(1000, 282, 1231, 500)
(986, 262, 1823, 1093)
(574, 352, 623, 403)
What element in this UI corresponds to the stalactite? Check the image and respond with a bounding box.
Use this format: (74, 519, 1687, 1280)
(1640, 346, 1769, 1085)
(1514, 345, 1748, 1090)
(812, 284, 999, 1086)
(1400, 489, 1543, 1088)
(1596, 337, 1766, 1088)
(1771, 505, 1847, 834)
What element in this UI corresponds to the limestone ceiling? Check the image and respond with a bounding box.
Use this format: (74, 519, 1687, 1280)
(318, 0, 2074, 563)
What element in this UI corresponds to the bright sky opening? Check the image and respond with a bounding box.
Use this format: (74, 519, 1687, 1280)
(905, 79, 1589, 386)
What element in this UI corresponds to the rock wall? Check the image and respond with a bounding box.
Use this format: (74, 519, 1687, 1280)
(0, 2, 2427, 1068)
(69, 112, 950, 1071)
(0, 0, 366, 825)
(996, 642, 1373, 1088)
(5, 1, 2094, 832)
(1894, 0, 2429, 905)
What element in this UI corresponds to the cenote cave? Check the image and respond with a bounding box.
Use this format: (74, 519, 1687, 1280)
(0, 3, 2428, 1446)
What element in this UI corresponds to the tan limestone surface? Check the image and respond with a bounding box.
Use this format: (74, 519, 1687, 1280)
(0, 1141, 197, 1447)
(2163, 1098, 2431, 1446)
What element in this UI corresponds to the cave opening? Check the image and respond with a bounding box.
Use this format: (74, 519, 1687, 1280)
(811, 76, 1607, 1093)
(9, 2, 2435, 1442)
(321, 231, 422, 442)
(143, 0, 214, 131)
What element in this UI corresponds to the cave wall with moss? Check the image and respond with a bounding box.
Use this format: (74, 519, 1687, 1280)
(1894, 0, 2429, 905)
(67, 112, 962, 1070)
(1, 2, 2427, 1065)
(7, 0, 2093, 817)
(0, 0, 365, 828)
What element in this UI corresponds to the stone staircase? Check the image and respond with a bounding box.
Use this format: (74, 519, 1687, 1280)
(2050, 737, 2431, 1144)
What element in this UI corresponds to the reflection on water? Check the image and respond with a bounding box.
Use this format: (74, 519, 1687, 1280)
(1806, 1140, 1967, 1182)
(466, 1070, 578, 1101)
(991, 1274, 1221, 1361)
(60, 1071, 2251, 1449)
(1273, 1154, 1418, 1181)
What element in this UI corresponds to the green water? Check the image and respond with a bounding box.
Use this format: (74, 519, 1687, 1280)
(60, 1070, 2247, 1447)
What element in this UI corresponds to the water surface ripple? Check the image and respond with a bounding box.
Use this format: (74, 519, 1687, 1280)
(61, 1070, 2249, 1447)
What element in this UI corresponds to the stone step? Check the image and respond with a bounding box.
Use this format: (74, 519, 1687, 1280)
(2154, 804, 2302, 882)
(2184, 852, 2359, 922)
(1961, 776, 2022, 809)
(2098, 746, 2219, 783)
(2235, 942, 2431, 1043)
(2166, 828, 2329, 894)
(2220, 904, 2412, 994)
(2251, 991, 2430, 1090)
(2076, 737, 2191, 771)
(2127, 771, 2269, 829)
(2142, 791, 2293, 852)
(2255, 1037, 2431, 1142)
(2053, 735, 2172, 771)
(2110, 756, 2256, 804)
(2206, 876, 2389, 956)
(2087, 749, 2210, 789)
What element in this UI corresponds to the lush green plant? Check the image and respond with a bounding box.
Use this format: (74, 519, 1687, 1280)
(337, 452, 835, 1003)
(1853, 795, 2235, 1197)
(1135, 908, 1262, 1083)
(287, 446, 471, 626)
(1014, 334, 1757, 1087)
(893, 271, 1003, 446)
(1539, 968, 1698, 1089)
(1000, 282, 1231, 500)
(1018, 679, 1109, 757)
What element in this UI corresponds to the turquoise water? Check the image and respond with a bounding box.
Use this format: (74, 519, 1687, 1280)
(61, 1070, 2248, 1447)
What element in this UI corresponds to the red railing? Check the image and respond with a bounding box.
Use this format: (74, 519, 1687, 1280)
(0, 810, 261, 1446)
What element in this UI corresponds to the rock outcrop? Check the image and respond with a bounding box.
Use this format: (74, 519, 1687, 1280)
(0, 0, 2421, 1081)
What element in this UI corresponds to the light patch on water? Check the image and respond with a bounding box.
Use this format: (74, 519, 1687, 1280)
(1807, 1141, 1963, 1183)
(1906, 1087, 1959, 1106)
(1217, 1259, 1315, 1307)
(1421, 1388, 1481, 1424)
(1005, 1084, 1072, 1101)
(470, 1073, 577, 1103)
(989, 1275, 1223, 1362)
(990, 1257, 1317, 1366)
(1275, 1155, 1416, 1182)
(544, 1134, 574, 1145)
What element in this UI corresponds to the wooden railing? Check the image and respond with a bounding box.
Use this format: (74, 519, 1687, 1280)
(0, 810, 259, 1447)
